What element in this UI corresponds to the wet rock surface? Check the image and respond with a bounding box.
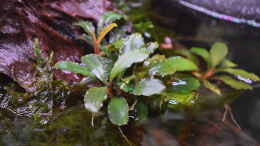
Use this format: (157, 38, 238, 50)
(0, 0, 112, 91)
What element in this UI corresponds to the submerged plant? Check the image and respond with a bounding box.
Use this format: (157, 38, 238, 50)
(55, 12, 260, 127)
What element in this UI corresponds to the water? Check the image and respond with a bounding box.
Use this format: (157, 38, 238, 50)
(1, 0, 260, 145)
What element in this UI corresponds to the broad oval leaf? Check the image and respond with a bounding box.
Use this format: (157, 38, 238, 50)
(81, 54, 112, 83)
(163, 91, 197, 106)
(171, 77, 200, 94)
(203, 80, 221, 95)
(134, 78, 166, 96)
(149, 56, 198, 76)
(55, 61, 95, 78)
(216, 75, 253, 90)
(190, 47, 210, 63)
(84, 87, 108, 113)
(219, 68, 260, 81)
(143, 54, 166, 67)
(120, 33, 145, 54)
(108, 98, 129, 126)
(110, 43, 158, 81)
(210, 42, 228, 67)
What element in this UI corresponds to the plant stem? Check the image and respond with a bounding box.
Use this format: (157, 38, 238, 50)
(91, 32, 101, 54)
(203, 68, 215, 79)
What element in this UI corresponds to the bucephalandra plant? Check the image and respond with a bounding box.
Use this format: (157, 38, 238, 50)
(189, 43, 260, 95)
(54, 12, 260, 127)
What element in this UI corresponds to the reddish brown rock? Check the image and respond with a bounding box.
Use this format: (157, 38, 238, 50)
(0, 0, 112, 92)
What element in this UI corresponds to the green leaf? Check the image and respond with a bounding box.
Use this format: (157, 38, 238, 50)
(220, 59, 237, 68)
(210, 42, 228, 67)
(98, 12, 123, 32)
(219, 68, 260, 81)
(81, 54, 112, 83)
(109, 39, 124, 51)
(134, 21, 154, 33)
(163, 92, 197, 106)
(203, 80, 221, 95)
(173, 49, 199, 65)
(55, 61, 95, 78)
(120, 33, 145, 54)
(171, 77, 200, 94)
(135, 102, 148, 122)
(118, 81, 135, 93)
(134, 78, 166, 96)
(190, 47, 210, 63)
(74, 21, 95, 35)
(84, 87, 108, 113)
(108, 98, 129, 126)
(110, 43, 158, 81)
(144, 54, 166, 67)
(149, 56, 198, 76)
(216, 75, 253, 90)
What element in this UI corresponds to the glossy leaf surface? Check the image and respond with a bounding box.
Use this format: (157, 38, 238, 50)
(108, 98, 129, 126)
(81, 54, 112, 83)
(149, 56, 198, 76)
(84, 87, 108, 113)
(134, 78, 166, 96)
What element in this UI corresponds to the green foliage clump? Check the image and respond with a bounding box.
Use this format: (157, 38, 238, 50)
(55, 12, 260, 126)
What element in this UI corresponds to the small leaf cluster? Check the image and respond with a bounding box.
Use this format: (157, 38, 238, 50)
(190, 43, 260, 95)
(55, 12, 260, 126)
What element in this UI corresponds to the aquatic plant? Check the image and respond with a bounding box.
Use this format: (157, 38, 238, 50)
(55, 12, 260, 127)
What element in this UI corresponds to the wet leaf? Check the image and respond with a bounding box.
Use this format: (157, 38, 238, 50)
(221, 59, 237, 68)
(210, 42, 228, 67)
(55, 61, 95, 78)
(81, 54, 112, 83)
(110, 42, 158, 81)
(190, 47, 210, 63)
(216, 75, 253, 90)
(134, 78, 166, 96)
(84, 87, 108, 113)
(171, 77, 200, 94)
(120, 33, 145, 54)
(108, 98, 129, 126)
(219, 68, 260, 81)
(74, 21, 95, 35)
(98, 12, 123, 32)
(203, 80, 221, 95)
(143, 54, 166, 67)
(149, 56, 198, 76)
(97, 23, 118, 45)
(163, 91, 197, 106)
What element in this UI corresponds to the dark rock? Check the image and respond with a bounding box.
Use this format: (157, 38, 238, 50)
(0, 0, 111, 92)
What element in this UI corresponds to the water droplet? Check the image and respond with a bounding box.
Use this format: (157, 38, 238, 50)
(237, 75, 253, 84)
(172, 80, 187, 86)
(169, 99, 178, 105)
